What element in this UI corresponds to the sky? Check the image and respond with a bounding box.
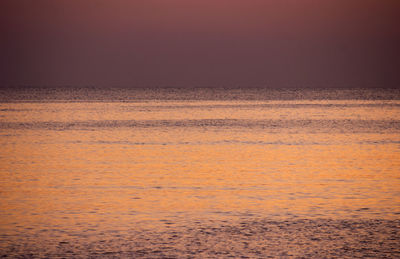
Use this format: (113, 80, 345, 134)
(1, 0, 399, 88)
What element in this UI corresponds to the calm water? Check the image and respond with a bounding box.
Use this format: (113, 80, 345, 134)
(0, 88, 399, 257)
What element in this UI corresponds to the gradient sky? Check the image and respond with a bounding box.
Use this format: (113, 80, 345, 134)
(1, 0, 399, 88)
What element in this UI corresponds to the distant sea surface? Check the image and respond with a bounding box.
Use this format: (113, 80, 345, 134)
(1, 88, 399, 257)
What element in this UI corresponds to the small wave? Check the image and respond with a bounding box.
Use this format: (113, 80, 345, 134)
(1, 119, 399, 133)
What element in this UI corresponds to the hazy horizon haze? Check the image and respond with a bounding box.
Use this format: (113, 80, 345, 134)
(1, 0, 399, 88)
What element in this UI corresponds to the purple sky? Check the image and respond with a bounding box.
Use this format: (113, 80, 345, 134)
(1, 0, 399, 88)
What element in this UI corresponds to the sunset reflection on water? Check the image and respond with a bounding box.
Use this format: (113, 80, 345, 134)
(1, 91, 399, 257)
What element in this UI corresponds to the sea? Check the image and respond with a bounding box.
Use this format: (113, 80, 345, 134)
(0, 87, 399, 258)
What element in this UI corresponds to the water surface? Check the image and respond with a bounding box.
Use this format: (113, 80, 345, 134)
(0, 88, 399, 257)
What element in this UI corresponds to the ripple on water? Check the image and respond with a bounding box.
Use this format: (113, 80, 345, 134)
(0, 218, 399, 258)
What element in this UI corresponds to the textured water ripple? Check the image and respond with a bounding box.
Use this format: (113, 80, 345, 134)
(1, 119, 400, 132)
(1, 218, 399, 258)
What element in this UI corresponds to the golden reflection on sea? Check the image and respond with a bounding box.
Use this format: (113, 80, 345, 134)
(0, 98, 399, 256)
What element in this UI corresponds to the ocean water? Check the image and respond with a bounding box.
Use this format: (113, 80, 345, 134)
(0, 88, 399, 257)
